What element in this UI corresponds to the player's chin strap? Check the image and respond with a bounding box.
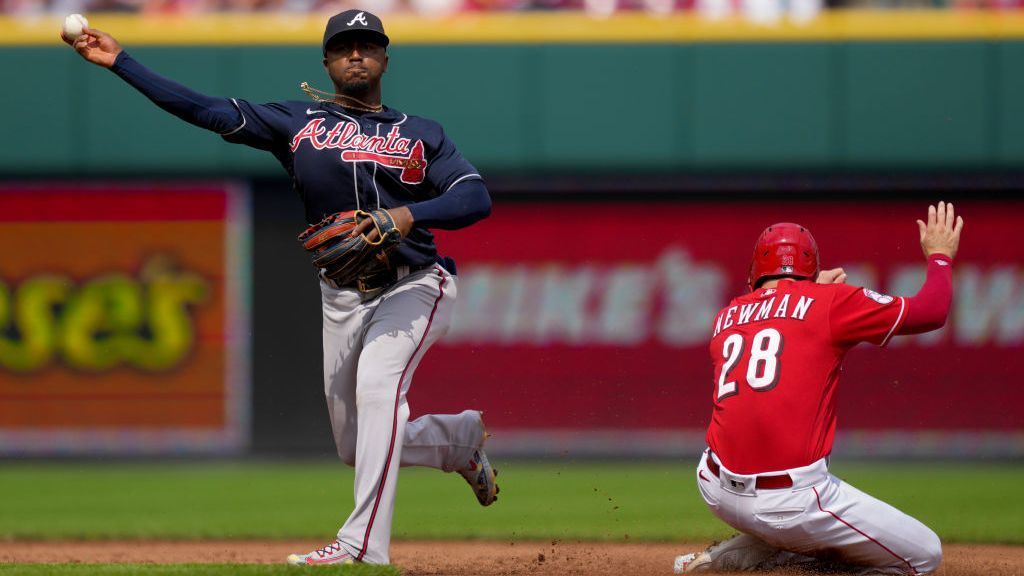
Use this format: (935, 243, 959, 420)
(300, 82, 383, 113)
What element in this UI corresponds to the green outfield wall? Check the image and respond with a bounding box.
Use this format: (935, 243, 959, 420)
(4, 36, 1024, 174)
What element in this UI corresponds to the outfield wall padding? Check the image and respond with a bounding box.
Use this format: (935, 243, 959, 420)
(3, 41, 1023, 175)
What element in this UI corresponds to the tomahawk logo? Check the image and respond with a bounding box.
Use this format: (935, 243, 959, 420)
(346, 12, 368, 26)
(342, 141, 426, 184)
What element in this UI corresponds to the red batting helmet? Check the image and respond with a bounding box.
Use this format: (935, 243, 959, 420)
(748, 223, 820, 290)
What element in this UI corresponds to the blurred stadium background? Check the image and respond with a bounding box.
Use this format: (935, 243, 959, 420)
(1, 3, 1022, 468)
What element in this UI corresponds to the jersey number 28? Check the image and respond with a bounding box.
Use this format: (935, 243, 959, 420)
(717, 328, 784, 401)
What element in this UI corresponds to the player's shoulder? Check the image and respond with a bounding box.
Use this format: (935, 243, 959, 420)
(740, 279, 827, 299)
(812, 280, 884, 298)
(724, 281, 842, 311)
(235, 99, 306, 109)
(772, 279, 869, 298)
(397, 113, 447, 135)
(232, 99, 311, 120)
(281, 100, 331, 115)
(718, 287, 776, 314)
(809, 281, 901, 311)
(398, 111, 439, 126)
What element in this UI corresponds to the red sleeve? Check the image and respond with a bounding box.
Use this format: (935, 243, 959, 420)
(829, 284, 907, 348)
(897, 255, 953, 335)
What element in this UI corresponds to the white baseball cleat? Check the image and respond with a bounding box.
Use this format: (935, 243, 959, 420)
(457, 412, 499, 506)
(287, 540, 356, 565)
(674, 533, 783, 573)
(457, 447, 499, 506)
(674, 551, 712, 573)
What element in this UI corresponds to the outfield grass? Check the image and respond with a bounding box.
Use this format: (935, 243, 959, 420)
(0, 460, 1020, 544)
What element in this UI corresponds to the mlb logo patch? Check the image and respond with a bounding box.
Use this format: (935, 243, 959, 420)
(862, 288, 894, 305)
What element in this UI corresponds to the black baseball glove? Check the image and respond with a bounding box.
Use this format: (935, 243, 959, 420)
(298, 209, 403, 288)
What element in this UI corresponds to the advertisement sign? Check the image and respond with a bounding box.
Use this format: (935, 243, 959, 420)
(412, 201, 1024, 457)
(0, 182, 250, 455)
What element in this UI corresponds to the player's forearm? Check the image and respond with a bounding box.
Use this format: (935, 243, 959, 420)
(898, 255, 954, 335)
(109, 51, 244, 135)
(406, 179, 492, 230)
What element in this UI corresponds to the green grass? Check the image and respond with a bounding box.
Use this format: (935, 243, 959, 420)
(0, 460, 1021, 544)
(0, 565, 397, 576)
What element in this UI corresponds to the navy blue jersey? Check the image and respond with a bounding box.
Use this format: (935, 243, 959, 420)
(109, 52, 490, 269)
(223, 99, 482, 266)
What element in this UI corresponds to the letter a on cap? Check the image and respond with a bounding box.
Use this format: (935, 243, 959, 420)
(347, 12, 368, 26)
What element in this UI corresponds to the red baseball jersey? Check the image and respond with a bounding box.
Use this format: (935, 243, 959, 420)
(705, 280, 907, 474)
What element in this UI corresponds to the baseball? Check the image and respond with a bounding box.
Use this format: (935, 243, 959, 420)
(62, 14, 88, 41)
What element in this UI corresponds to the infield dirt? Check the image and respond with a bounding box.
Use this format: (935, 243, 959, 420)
(0, 541, 1021, 575)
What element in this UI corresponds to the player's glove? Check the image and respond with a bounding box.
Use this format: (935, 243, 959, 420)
(298, 209, 403, 289)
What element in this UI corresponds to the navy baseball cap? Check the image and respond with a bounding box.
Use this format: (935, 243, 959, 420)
(323, 9, 390, 54)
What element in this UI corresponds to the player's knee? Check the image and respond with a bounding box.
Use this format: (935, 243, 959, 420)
(355, 381, 399, 408)
(916, 531, 942, 574)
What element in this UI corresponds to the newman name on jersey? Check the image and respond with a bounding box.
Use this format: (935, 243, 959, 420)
(711, 289, 816, 338)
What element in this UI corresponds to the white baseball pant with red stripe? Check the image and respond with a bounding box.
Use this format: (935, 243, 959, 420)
(695, 451, 942, 574)
(320, 265, 486, 564)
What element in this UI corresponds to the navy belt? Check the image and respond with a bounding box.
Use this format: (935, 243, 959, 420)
(332, 262, 433, 294)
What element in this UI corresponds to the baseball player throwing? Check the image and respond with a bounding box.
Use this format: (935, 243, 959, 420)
(63, 9, 498, 566)
(676, 203, 963, 574)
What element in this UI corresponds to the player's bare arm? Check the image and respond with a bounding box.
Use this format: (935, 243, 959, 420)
(917, 200, 964, 260)
(61, 27, 122, 68)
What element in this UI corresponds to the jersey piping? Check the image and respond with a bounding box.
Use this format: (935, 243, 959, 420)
(813, 486, 918, 574)
(445, 173, 483, 193)
(879, 297, 907, 347)
(222, 98, 247, 136)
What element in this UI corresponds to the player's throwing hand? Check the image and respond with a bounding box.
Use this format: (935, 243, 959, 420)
(61, 26, 122, 69)
(917, 201, 964, 260)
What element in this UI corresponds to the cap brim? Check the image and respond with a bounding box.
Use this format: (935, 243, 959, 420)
(323, 29, 390, 53)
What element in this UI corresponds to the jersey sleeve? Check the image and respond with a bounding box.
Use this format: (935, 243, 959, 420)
(425, 127, 482, 195)
(220, 99, 295, 151)
(829, 284, 907, 347)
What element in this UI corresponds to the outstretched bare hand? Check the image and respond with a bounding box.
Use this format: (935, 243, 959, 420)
(61, 26, 122, 68)
(917, 201, 964, 260)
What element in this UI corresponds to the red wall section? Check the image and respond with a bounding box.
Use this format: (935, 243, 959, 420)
(411, 201, 1023, 432)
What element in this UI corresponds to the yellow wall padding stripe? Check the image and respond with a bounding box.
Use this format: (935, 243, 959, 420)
(7, 10, 1024, 46)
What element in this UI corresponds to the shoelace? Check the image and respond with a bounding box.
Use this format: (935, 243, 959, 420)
(315, 541, 345, 558)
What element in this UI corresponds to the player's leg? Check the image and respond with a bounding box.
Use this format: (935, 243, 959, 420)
(676, 452, 818, 573)
(401, 409, 485, 471)
(394, 270, 497, 506)
(721, 459, 939, 574)
(335, 267, 457, 564)
(800, 474, 942, 574)
(286, 281, 375, 566)
(744, 470, 940, 574)
(320, 280, 372, 466)
(403, 408, 498, 507)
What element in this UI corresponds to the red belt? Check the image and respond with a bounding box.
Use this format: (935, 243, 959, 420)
(706, 455, 794, 490)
